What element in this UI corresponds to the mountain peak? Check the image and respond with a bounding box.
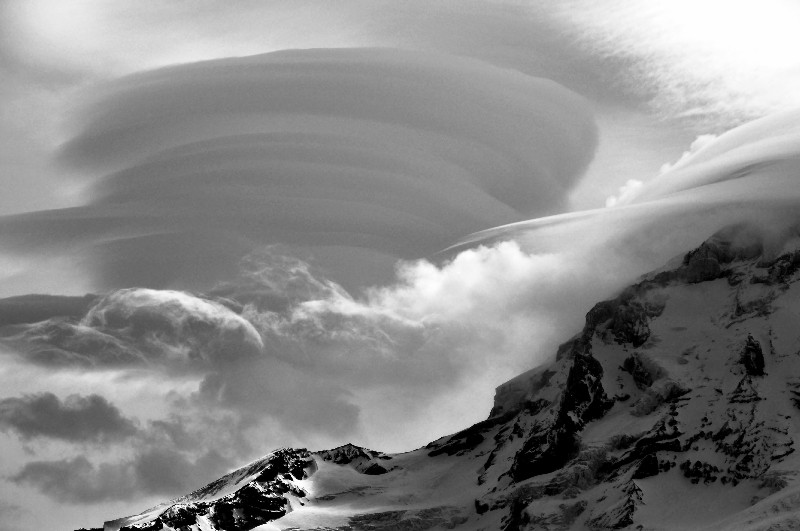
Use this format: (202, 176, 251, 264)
(94, 226, 800, 530)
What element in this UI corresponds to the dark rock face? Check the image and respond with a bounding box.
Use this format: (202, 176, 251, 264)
(763, 249, 800, 283)
(317, 443, 393, 474)
(680, 224, 763, 284)
(741, 334, 765, 376)
(479, 226, 800, 528)
(510, 349, 613, 482)
(586, 481, 643, 530)
(489, 367, 557, 417)
(622, 353, 664, 389)
(609, 302, 653, 347)
(428, 427, 485, 457)
(0, 293, 97, 327)
(118, 449, 313, 531)
(631, 453, 659, 479)
(682, 244, 724, 283)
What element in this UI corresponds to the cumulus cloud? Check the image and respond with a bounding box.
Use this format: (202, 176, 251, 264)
(657, 133, 718, 175)
(605, 179, 643, 207)
(0, 392, 137, 443)
(192, 240, 623, 448)
(0, 238, 617, 454)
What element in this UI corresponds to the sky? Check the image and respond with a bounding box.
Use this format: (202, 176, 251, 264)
(2, 1, 800, 530)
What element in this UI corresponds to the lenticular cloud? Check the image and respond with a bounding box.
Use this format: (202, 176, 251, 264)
(0, 48, 597, 294)
(454, 109, 800, 283)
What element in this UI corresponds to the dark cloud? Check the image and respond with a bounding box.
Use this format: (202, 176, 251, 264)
(0, 276, 363, 444)
(3, 287, 263, 368)
(197, 358, 361, 441)
(11, 448, 232, 504)
(9, 319, 146, 367)
(0, 393, 137, 443)
(0, 243, 589, 450)
(0, 294, 96, 327)
(0, 499, 23, 527)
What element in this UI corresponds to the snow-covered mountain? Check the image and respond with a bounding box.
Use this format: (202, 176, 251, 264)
(91, 223, 800, 531)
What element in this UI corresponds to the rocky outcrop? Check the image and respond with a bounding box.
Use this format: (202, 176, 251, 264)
(510, 350, 613, 482)
(318, 443, 394, 475)
(116, 449, 313, 531)
(587, 481, 643, 530)
(741, 334, 765, 376)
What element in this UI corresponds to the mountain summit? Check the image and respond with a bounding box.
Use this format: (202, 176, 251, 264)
(95, 224, 800, 531)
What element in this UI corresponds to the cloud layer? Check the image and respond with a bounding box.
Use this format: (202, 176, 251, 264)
(12, 449, 231, 504)
(0, 47, 596, 295)
(5, 109, 800, 516)
(0, 392, 137, 443)
(454, 109, 800, 288)
(3, 4, 800, 530)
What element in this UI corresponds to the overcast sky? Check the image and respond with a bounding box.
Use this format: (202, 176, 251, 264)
(2, 2, 800, 530)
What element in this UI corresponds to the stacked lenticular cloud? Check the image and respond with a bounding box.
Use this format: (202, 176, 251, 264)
(0, 48, 596, 293)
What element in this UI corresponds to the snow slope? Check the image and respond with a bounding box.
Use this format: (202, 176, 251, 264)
(96, 224, 800, 530)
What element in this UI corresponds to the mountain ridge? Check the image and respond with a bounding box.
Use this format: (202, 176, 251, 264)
(91, 223, 800, 531)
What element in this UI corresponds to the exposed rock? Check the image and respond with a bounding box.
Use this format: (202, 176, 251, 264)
(631, 453, 659, 479)
(757, 249, 800, 284)
(729, 375, 762, 403)
(681, 224, 764, 284)
(513, 500, 587, 531)
(117, 449, 313, 531)
(741, 334, 765, 376)
(490, 367, 557, 418)
(547, 446, 610, 495)
(622, 352, 665, 389)
(587, 481, 643, 530)
(759, 471, 793, 494)
(630, 378, 689, 416)
(679, 459, 721, 484)
(510, 351, 613, 482)
(318, 443, 393, 474)
(348, 506, 468, 530)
